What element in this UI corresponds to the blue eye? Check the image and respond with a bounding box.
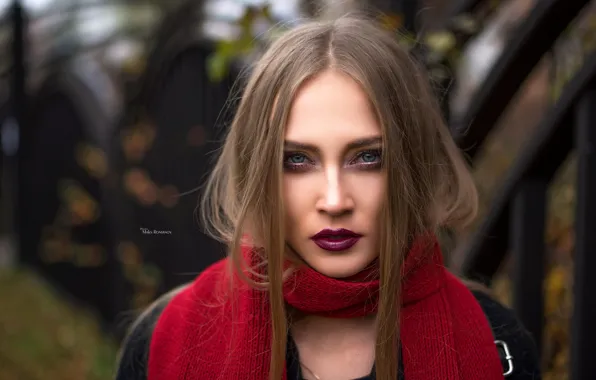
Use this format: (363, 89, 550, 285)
(283, 153, 312, 171)
(287, 154, 307, 164)
(356, 150, 381, 163)
(361, 152, 379, 163)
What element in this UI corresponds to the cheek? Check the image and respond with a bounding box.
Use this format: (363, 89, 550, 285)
(283, 177, 305, 225)
(352, 175, 386, 216)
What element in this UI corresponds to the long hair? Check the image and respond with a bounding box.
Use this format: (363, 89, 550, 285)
(200, 14, 478, 380)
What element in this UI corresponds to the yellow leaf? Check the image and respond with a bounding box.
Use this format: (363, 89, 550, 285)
(261, 4, 273, 21)
(216, 40, 238, 57)
(451, 14, 479, 34)
(239, 6, 258, 34)
(159, 185, 179, 208)
(379, 13, 403, 31)
(424, 32, 457, 55)
(117, 242, 142, 267)
(207, 53, 229, 83)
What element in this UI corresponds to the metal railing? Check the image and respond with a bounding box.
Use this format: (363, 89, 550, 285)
(451, 0, 591, 159)
(5, 2, 596, 378)
(453, 0, 596, 378)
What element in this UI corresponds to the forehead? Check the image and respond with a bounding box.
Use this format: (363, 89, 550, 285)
(285, 70, 381, 143)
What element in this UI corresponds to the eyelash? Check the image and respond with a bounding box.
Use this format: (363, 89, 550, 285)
(283, 149, 383, 171)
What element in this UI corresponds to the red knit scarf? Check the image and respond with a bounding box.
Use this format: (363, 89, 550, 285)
(148, 238, 504, 379)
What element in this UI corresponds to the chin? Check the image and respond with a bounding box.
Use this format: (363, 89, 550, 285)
(303, 252, 377, 279)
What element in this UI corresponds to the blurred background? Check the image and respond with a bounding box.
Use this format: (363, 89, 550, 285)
(0, 0, 595, 379)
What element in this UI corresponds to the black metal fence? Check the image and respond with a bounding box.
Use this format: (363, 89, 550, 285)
(460, 53, 596, 380)
(453, 1, 596, 379)
(3, 0, 596, 377)
(7, 0, 236, 338)
(107, 45, 235, 309)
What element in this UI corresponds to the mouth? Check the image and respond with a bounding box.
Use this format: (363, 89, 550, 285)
(310, 228, 363, 252)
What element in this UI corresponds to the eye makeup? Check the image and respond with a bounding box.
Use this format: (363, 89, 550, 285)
(283, 148, 383, 172)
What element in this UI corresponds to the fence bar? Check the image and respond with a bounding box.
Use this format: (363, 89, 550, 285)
(401, 0, 418, 34)
(10, 0, 26, 128)
(510, 179, 547, 354)
(452, 0, 590, 160)
(458, 51, 596, 282)
(12, 0, 27, 263)
(570, 86, 596, 380)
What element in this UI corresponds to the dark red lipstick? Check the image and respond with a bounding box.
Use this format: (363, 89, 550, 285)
(311, 228, 362, 252)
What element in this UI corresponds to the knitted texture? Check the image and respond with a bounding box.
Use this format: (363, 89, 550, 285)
(148, 239, 504, 380)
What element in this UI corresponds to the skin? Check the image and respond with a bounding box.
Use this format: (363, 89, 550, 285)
(283, 69, 383, 379)
(283, 69, 386, 279)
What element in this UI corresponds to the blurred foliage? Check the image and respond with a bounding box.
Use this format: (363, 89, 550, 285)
(550, 2, 596, 100)
(206, 2, 485, 86)
(209, 3, 591, 379)
(206, 4, 280, 82)
(537, 7, 596, 377)
(3, 3, 593, 380)
(489, 155, 576, 380)
(474, 4, 596, 379)
(117, 241, 163, 310)
(0, 268, 118, 380)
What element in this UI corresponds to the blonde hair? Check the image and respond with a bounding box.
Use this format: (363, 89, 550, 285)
(200, 14, 478, 380)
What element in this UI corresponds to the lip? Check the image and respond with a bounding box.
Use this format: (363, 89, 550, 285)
(311, 228, 362, 252)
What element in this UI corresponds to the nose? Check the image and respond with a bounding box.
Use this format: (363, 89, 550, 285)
(316, 167, 354, 217)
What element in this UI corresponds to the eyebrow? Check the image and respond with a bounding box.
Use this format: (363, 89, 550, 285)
(284, 136, 382, 152)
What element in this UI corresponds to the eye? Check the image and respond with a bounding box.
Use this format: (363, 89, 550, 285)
(360, 151, 379, 163)
(287, 153, 308, 164)
(353, 149, 382, 165)
(283, 152, 313, 171)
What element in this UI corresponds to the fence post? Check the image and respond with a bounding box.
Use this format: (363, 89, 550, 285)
(570, 86, 596, 380)
(510, 178, 547, 354)
(10, 0, 25, 129)
(12, 0, 26, 264)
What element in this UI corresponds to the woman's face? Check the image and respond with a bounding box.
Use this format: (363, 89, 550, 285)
(283, 70, 385, 278)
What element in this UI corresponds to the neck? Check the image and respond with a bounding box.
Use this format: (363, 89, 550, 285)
(289, 310, 378, 380)
(290, 305, 377, 346)
(291, 309, 378, 326)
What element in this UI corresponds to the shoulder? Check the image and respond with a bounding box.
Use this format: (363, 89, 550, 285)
(115, 258, 230, 380)
(471, 290, 542, 380)
(115, 284, 187, 380)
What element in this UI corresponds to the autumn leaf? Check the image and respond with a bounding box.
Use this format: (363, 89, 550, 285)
(261, 4, 273, 21)
(424, 31, 457, 55)
(207, 52, 230, 83)
(450, 14, 479, 35)
(379, 13, 403, 31)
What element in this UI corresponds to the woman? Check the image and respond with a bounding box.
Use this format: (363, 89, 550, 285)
(116, 15, 541, 380)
